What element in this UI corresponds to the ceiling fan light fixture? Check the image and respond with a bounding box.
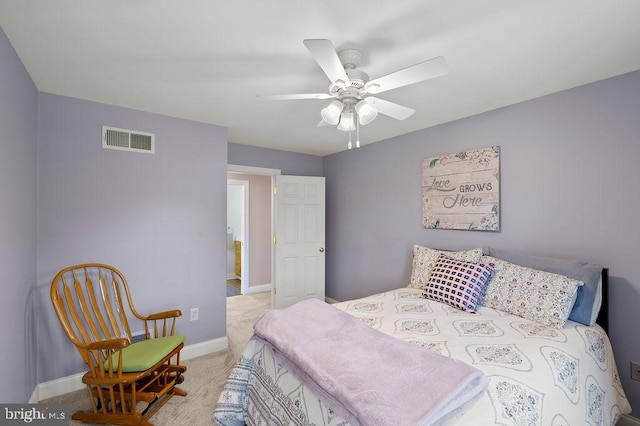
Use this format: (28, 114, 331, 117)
(355, 100, 378, 125)
(321, 100, 343, 125)
(337, 109, 355, 132)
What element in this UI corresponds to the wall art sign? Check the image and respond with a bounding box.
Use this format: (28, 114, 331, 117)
(422, 145, 500, 231)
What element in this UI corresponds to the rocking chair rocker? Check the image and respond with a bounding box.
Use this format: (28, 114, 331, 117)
(50, 263, 187, 426)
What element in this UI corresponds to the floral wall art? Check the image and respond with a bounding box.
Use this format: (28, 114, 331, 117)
(422, 146, 500, 231)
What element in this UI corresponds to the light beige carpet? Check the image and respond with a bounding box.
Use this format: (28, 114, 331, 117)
(42, 291, 271, 426)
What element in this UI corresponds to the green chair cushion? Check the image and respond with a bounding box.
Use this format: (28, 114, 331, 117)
(105, 335, 185, 372)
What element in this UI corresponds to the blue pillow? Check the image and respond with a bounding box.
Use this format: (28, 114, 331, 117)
(487, 247, 602, 326)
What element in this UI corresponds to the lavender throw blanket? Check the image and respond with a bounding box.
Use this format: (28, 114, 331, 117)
(253, 298, 488, 425)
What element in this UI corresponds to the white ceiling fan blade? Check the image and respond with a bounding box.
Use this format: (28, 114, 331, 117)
(303, 39, 350, 89)
(363, 56, 449, 95)
(364, 97, 415, 120)
(257, 93, 334, 100)
(317, 119, 332, 127)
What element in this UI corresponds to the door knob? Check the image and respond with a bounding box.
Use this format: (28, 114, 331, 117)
(319, 247, 325, 253)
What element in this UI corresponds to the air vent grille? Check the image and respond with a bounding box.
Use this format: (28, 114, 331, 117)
(102, 126, 155, 154)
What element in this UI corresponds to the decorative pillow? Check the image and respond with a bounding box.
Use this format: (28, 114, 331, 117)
(487, 247, 603, 326)
(422, 255, 495, 312)
(408, 245, 483, 289)
(479, 255, 584, 329)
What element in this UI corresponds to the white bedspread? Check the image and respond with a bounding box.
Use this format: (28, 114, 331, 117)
(213, 288, 631, 426)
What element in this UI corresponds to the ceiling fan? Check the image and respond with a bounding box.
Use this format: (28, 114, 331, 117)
(259, 39, 449, 148)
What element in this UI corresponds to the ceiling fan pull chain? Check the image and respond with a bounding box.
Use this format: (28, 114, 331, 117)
(356, 117, 361, 148)
(348, 130, 352, 150)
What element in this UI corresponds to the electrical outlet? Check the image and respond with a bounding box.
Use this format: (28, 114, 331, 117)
(631, 361, 640, 381)
(190, 308, 199, 322)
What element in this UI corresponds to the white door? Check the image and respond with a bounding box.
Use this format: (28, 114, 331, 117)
(273, 175, 326, 309)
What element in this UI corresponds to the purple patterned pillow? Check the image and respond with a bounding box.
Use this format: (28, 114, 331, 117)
(423, 255, 495, 312)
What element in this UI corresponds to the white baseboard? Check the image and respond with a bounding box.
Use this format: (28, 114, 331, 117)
(29, 372, 85, 403)
(181, 336, 228, 361)
(245, 283, 271, 294)
(619, 414, 640, 426)
(325, 296, 339, 304)
(29, 336, 229, 404)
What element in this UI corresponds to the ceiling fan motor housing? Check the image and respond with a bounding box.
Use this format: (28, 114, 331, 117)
(345, 69, 368, 88)
(329, 68, 370, 95)
(338, 48, 362, 69)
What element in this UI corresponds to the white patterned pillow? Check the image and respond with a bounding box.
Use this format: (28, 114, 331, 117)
(478, 255, 584, 329)
(408, 245, 483, 289)
(423, 255, 495, 312)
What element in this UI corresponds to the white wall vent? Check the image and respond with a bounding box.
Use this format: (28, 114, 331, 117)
(102, 126, 155, 154)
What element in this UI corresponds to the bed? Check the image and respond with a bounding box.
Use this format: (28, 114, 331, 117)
(212, 246, 631, 425)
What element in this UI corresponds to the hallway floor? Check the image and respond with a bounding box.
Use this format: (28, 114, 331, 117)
(227, 278, 241, 297)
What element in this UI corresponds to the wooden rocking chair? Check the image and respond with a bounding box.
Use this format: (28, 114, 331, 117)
(50, 263, 187, 426)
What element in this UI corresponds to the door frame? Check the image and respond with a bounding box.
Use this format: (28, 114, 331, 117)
(227, 178, 249, 294)
(227, 164, 281, 301)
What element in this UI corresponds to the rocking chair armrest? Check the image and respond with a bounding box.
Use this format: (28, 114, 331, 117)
(85, 338, 130, 351)
(145, 309, 182, 320)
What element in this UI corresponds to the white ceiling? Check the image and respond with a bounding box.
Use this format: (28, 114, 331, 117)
(1, 1, 639, 156)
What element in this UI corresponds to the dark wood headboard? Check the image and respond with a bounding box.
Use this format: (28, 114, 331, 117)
(595, 268, 609, 333)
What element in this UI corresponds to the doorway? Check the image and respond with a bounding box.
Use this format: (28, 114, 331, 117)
(226, 179, 248, 297)
(227, 165, 280, 300)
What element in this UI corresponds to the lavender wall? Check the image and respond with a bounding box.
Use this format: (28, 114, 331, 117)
(0, 26, 38, 403)
(4, 20, 638, 413)
(35, 93, 228, 383)
(228, 142, 323, 176)
(323, 70, 640, 414)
